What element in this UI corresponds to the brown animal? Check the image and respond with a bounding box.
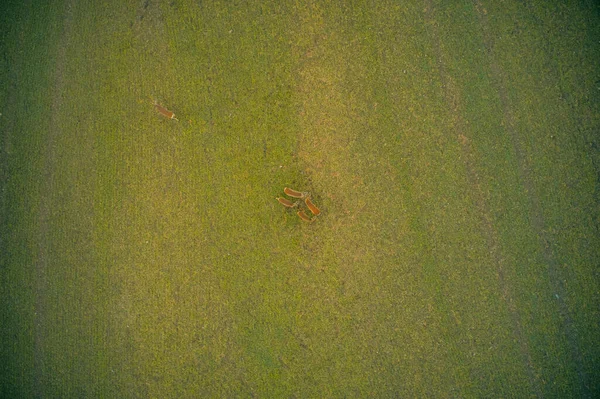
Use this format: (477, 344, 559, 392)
(297, 210, 314, 222)
(151, 98, 179, 121)
(276, 197, 299, 208)
(304, 197, 321, 216)
(284, 187, 308, 199)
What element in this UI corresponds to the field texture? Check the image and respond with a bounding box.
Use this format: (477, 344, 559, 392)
(1, 0, 599, 397)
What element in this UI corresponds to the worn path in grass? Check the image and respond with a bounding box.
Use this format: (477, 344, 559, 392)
(1, 0, 599, 397)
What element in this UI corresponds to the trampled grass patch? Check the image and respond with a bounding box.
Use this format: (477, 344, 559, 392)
(1, 0, 598, 397)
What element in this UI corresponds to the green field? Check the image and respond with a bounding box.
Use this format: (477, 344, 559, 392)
(1, 0, 599, 397)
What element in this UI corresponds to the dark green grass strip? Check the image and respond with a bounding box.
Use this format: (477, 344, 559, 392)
(475, 1, 599, 396)
(424, 1, 542, 396)
(0, 2, 70, 397)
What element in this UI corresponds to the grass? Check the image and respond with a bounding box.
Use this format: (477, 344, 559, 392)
(1, 0, 599, 397)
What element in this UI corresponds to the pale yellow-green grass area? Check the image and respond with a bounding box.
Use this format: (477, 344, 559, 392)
(1, 0, 598, 397)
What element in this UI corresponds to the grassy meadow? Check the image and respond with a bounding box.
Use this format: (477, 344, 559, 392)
(1, 0, 599, 397)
